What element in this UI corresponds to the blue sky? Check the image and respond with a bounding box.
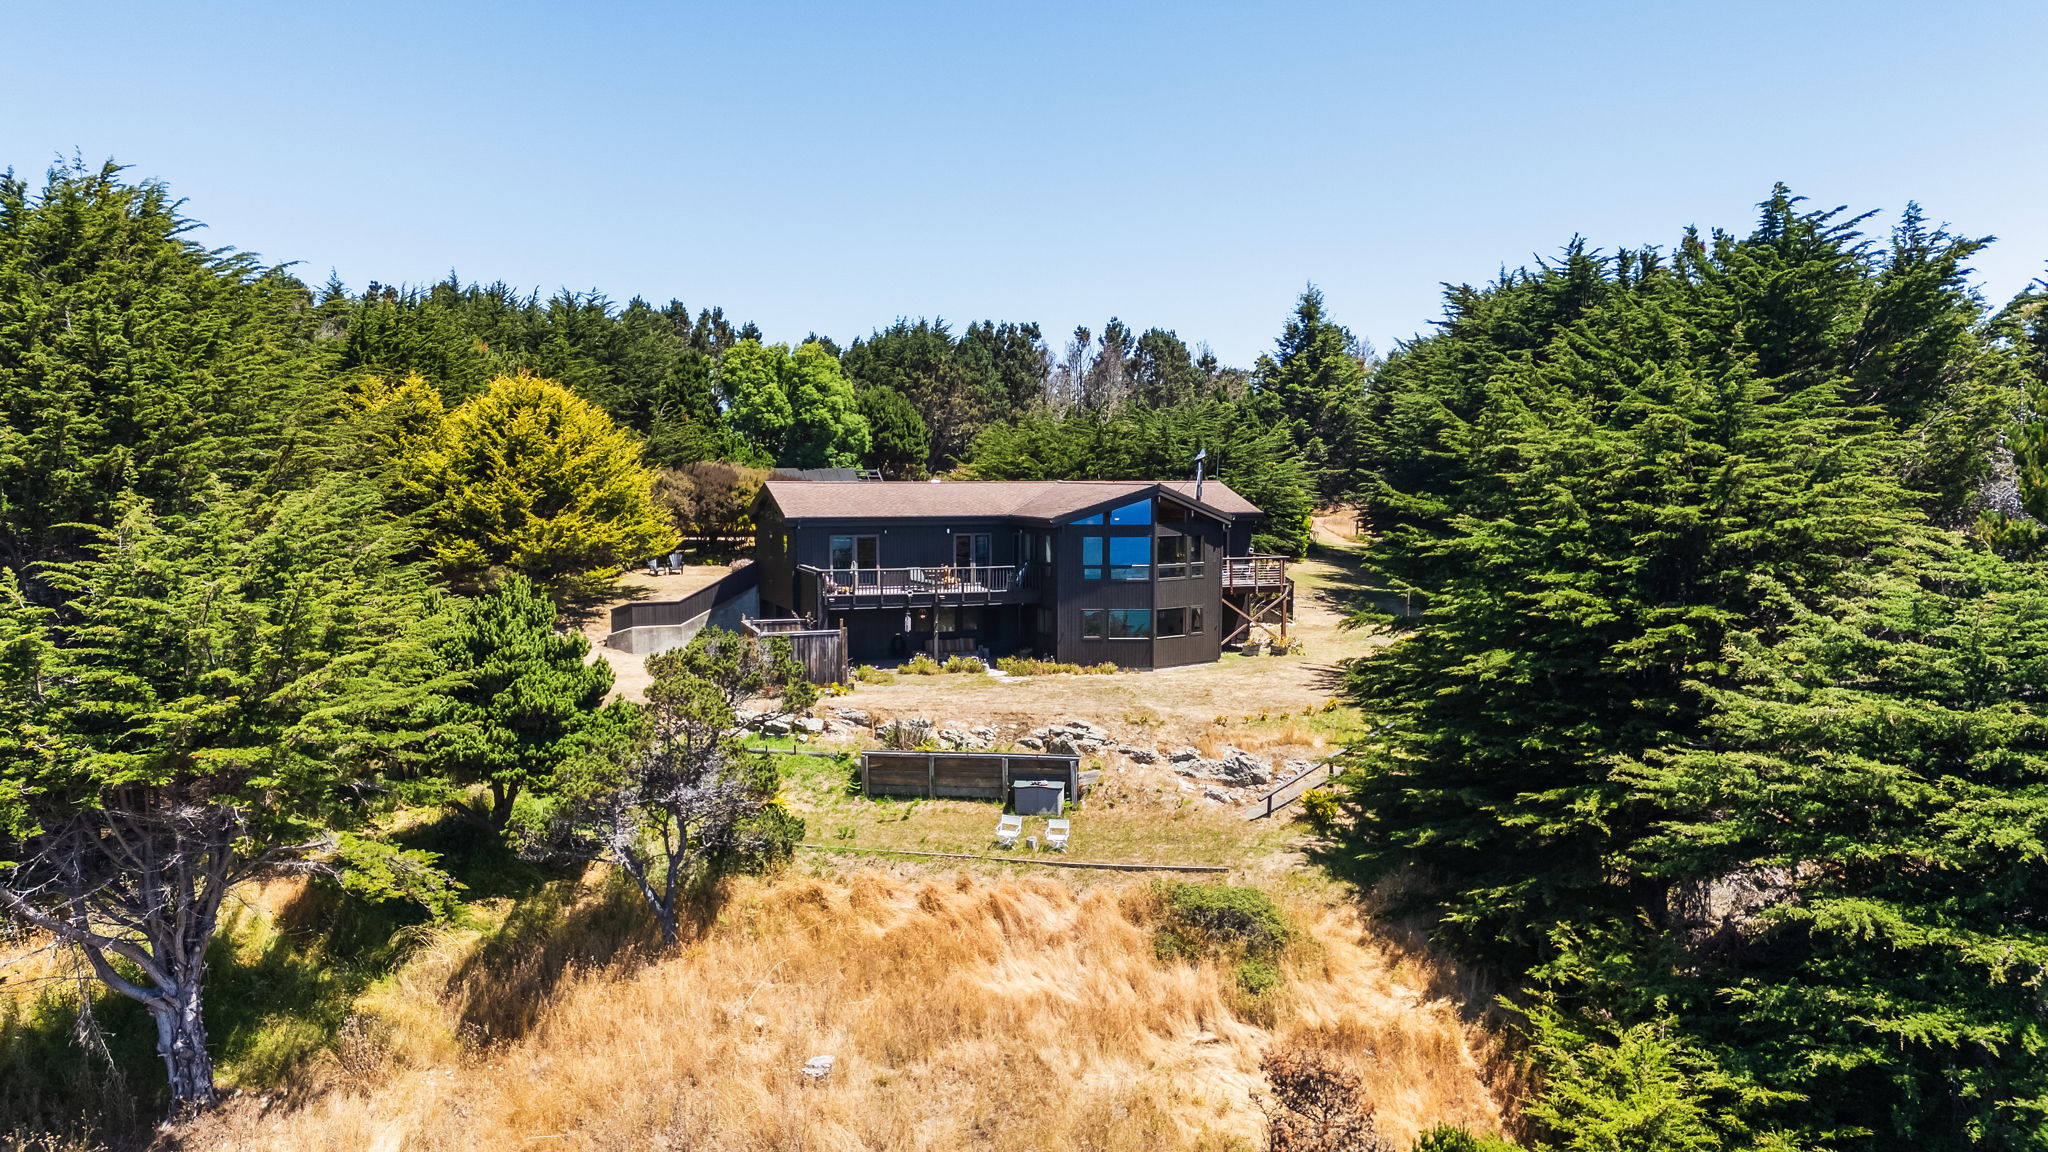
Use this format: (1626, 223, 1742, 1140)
(6, 1, 2045, 364)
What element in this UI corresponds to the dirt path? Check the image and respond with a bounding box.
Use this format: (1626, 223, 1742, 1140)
(582, 566, 739, 701)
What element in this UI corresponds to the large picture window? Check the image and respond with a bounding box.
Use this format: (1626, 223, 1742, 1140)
(1081, 609, 1150, 639)
(1157, 607, 1186, 637)
(1108, 536, 1150, 580)
(1109, 498, 1152, 526)
(1107, 609, 1151, 639)
(1081, 536, 1104, 580)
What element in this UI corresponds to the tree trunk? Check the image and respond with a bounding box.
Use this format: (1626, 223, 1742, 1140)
(148, 976, 218, 1109)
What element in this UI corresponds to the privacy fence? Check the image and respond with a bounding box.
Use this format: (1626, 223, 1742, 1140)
(858, 751, 1085, 802)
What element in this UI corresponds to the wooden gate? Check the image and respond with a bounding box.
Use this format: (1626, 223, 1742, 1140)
(742, 617, 849, 685)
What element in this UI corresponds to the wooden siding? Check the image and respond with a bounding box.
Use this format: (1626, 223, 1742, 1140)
(1045, 508, 1228, 670)
(755, 483, 1251, 670)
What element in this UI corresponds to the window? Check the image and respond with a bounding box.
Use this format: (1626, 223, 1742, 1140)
(1157, 607, 1186, 637)
(1074, 512, 1104, 525)
(1189, 535, 1205, 578)
(1159, 501, 1188, 525)
(829, 534, 878, 571)
(1081, 536, 1105, 580)
(953, 532, 991, 569)
(1040, 533, 1053, 563)
(1108, 609, 1151, 639)
(1157, 535, 1189, 578)
(1082, 609, 1149, 639)
(1190, 606, 1204, 634)
(1109, 536, 1150, 580)
(1109, 498, 1152, 526)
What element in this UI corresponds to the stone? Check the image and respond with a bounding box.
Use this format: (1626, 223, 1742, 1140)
(1116, 744, 1159, 763)
(1168, 746, 1202, 763)
(831, 708, 873, 726)
(759, 717, 793, 736)
(1017, 736, 1045, 751)
(1045, 736, 1084, 757)
(801, 1054, 836, 1080)
(796, 717, 825, 734)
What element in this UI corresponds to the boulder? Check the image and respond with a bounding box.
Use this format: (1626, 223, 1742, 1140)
(759, 716, 793, 736)
(796, 717, 825, 734)
(830, 708, 873, 727)
(1017, 736, 1045, 751)
(1168, 746, 1202, 763)
(1117, 745, 1160, 764)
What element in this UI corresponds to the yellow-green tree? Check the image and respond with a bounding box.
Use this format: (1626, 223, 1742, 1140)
(402, 375, 673, 609)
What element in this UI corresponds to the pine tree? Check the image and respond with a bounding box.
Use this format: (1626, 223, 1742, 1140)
(858, 384, 930, 478)
(418, 576, 617, 832)
(0, 482, 438, 1108)
(0, 160, 317, 566)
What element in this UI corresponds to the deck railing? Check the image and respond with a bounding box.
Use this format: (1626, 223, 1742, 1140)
(1221, 554, 1289, 590)
(801, 563, 1035, 608)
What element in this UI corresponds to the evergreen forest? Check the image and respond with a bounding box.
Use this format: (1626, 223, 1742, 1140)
(4, 158, 2048, 1150)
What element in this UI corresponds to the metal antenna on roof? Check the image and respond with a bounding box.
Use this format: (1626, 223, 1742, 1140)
(1193, 447, 1207, 503)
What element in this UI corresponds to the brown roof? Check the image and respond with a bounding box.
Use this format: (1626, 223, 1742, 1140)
(762, 478, 1262, 523)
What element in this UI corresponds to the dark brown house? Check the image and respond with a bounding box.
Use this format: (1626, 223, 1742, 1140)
(752, 478, 1291, 670)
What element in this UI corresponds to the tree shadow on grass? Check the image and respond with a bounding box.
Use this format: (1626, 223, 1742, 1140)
(447, 873, 734, 1046)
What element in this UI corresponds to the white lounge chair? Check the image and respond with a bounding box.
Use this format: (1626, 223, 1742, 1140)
(994, 813, 1023, 849)
(1044, 818, 1071, 853)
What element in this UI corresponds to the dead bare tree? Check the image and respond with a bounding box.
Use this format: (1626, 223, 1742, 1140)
(1257, 1044, 1392, 1152)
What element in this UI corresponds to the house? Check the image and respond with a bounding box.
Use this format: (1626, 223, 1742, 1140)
(751, 478, 1292, 670)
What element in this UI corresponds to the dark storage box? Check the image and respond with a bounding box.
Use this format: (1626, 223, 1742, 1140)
(1011, 780, 1066, 816)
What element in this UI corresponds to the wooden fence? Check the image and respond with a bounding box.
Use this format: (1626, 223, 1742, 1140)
(859, 750, 1083, 802)
(742, 617, 848, 685)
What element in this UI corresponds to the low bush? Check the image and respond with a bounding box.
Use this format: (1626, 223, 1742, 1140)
(899, 655, 942, 675)
(995, 656, 1120, 676)
(940, 655, 986, 673)
(1299, 788, 1341, 831)
(1153, 882, 1293, 999)
(852, 664, 895, 685)
(1412, 1125, 1523, 1151)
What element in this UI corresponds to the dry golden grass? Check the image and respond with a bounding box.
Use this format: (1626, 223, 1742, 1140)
(168, 871, 1502, 1152)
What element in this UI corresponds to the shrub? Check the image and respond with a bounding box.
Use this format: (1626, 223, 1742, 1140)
(940, 655, 986, 673)
(1412, 1125, 1524, 1151)
(899, 654, 942, 675)
(994, 656, 1120, 676)
(1235, 957, 1283, 998)
(1154, 882, 1292, 971)
(1299, 788, 1341, 831)
(852, 664, 895, 684)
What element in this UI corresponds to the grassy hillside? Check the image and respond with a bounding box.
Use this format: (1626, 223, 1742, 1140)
(7, 862, 1507, 1152)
